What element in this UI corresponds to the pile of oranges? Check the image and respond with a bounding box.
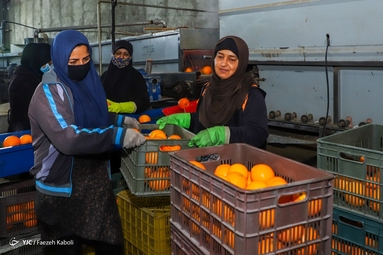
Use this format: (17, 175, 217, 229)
(213, 163, 287, 190)
(2, 134, 32, 147)
(141, 128, 184, 191)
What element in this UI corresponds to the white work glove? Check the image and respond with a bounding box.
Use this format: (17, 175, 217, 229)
(124, 116, 140, 129)
(123, 129, 146, 148)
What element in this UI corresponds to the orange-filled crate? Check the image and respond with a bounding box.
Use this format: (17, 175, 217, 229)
(169, 143, 334, 255)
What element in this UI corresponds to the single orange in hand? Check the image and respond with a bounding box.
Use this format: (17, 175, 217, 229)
(190, 160, 206, 170)
(138, 114, 151, 123)
(201, 65, 213, 75)
(2, 135, 20, 147)
(178, 97, 190, 110)
(19, 134, 32, 144)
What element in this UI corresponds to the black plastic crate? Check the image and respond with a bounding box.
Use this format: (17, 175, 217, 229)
(0, 179, 38, 237)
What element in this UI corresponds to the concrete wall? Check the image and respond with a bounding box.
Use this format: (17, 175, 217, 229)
(3, 0, 218, 48)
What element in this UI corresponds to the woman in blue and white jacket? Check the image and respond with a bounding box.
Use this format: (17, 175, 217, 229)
(28, 30, 144, 255)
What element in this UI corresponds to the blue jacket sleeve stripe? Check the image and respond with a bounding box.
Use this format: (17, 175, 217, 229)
(43, 84, 68, 129)
(115, 127, 124, 144)
(117, 115, 124, 126)
(69, 124, 114, 134)
(36, 180, 71, 194)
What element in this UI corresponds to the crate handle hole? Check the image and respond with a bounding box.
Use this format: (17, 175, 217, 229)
(339, 152, 365, 163)
(339, 215, 363, 229)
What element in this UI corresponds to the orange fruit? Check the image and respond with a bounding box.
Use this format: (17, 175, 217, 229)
(159, 145, 181, 151)
(246, 181, 267, 190)
(259, 208, 275, 229)
(228, 163, 249, 179)
(145, 152, 158, 164)
(11, 212, 25, 222)
(2, 135, 20, 147)
(250, 164, 275, 183)
(214, 164, 231, 177)
(190, 160, 206, 170)
(19, 134, 32, 144)
(138, 114, 151, 123)
(168, 134, 181, 139)
(147, 169, 170, 191)
(296, 227, 319, 255)
(278, 225, 305, 243)
(201, 65, 213, 75)
(266, 176, 287, 187)
(178, 97, 190, 110)
(149, 129, 166, 138)
(344, 179, 365, 207)
(226, 172, 247, 189)
(184, 67, 193, 72)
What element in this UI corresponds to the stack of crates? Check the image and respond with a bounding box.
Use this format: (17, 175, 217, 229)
(169, 143, 334, 254)
(118, 122, 194, 254)
(120, 124, 194, 197)
(0, 131, 41, 254)
(317, 124, 383, 254)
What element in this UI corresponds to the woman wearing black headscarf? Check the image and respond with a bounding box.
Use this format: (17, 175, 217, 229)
(156, 35, 269, 148)
(101, 40, 150, 114)
(7, 43, 51, 132)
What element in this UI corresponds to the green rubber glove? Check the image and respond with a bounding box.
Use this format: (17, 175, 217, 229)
(156, 113, 191, 129)
(107, 99, 136, 113)
(188, 126, 230, 148)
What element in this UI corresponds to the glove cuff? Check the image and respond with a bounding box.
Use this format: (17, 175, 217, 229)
(224, 126, 230, 144)
(120, 102, 137, 113)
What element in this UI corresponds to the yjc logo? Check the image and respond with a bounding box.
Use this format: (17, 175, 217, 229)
(9, 237, 19, 246)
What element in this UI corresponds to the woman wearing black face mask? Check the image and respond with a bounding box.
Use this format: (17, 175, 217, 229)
(28, 30, 146, 255)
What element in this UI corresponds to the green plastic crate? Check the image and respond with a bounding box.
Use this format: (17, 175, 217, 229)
(120, 124, 194, 197)
(332, 207, 383, 255)
(317, 124, 383, 221)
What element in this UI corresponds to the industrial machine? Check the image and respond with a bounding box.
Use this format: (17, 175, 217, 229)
(219, 0, 383, 143)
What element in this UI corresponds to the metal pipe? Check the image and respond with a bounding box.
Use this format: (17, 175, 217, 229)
(97, 0, 215, 13)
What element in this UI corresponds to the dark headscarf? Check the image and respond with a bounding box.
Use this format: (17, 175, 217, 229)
(20, 43, 51, 79)
(112, 40, 133, 55)
(199, 36, 254, 128)
(102, 40, 135, 101)
(51, 30, 109, 128)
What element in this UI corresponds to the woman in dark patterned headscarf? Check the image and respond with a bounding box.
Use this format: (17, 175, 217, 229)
(7, 43, 51, 132)
(157, 35, 269, 148)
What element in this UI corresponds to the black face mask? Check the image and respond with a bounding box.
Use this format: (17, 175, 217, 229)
(68, 61, 91, 81)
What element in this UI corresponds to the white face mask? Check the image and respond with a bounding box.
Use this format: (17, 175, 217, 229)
(40, 63, 52, 73)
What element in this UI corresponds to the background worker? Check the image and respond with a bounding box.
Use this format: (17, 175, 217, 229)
(28, 30, 145, 255)
(7, 42, 51, 132)
(101, 39, 150, 114)
(101, 39, 150, 173)
(156, 35, 269, 149)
